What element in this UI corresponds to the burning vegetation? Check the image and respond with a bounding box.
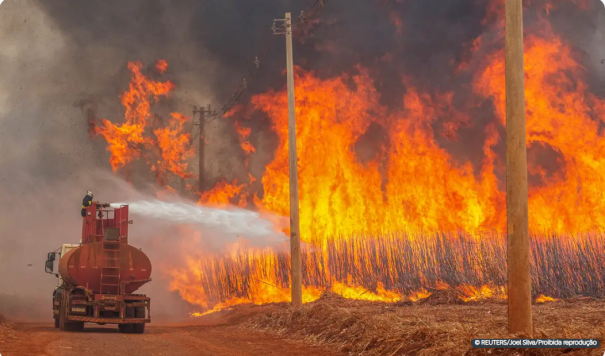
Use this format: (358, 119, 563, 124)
(90, 1, 605, 315)
(95, 61, 191, 185)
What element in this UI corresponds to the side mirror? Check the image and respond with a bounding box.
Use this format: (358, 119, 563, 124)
(45, 260, 54, 273)
(47, 252, 55, 262)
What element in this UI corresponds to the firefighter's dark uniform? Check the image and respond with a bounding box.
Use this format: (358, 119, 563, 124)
(81, 195, 94, 217)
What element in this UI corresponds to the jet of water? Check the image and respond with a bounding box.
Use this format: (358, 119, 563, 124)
(110, 200, 289, 246)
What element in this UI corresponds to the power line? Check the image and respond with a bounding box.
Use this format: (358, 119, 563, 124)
(291, 0, 331, 30)
(195, 0, 333, 130)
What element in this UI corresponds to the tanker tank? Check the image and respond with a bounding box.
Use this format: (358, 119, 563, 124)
(58, 241, 152, 294)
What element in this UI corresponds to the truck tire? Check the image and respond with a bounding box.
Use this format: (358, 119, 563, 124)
(118, 323, 133, 333)
(132, 307, 146, 334)
(53, 292, 60, 328)
(59, 296, 66, 330)
(119, 307, 134, 333)
(64, 321, 84, 332)
(58, 293, 84, 332)
(53, 287, 64, 329)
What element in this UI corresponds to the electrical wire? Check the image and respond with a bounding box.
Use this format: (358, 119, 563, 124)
(194, 0, 332, 131)
(292, 0, 331, 29)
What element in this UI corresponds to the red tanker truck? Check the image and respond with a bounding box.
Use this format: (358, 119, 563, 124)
(45, 203, 152, 333)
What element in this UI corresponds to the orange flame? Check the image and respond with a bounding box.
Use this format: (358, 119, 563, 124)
(458, 285, 507, 303)
(156, 59, 168, 74)
(95, 61, 192, 184)
(235, 121, 256, 155)
(474, 23, 605, 232)
(252, 68, 495, 241)
(535, 295, 557, 303)
(153, 112, 194, 180)
(199, 180, 247, 207)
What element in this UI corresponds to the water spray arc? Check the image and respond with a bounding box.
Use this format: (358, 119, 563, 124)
(110, 200, 289, 244)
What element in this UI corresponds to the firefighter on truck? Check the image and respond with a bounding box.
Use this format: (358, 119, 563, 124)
(81, 190, 109, 217)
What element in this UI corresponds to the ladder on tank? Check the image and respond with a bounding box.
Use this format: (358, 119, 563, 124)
(100, 240, 121, 294)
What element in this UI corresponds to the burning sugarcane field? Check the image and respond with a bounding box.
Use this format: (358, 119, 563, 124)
(1, 0, 605, 355)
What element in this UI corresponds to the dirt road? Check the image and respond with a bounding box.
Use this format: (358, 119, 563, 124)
(0, 322, 340, 356)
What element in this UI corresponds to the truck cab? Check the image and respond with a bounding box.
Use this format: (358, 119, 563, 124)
(46, 244, 80, 285)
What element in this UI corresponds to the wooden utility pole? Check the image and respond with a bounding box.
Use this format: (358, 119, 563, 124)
(193, 105, 212, 194)
(505, 0, 533, 335)
(274, 12, 303, 308)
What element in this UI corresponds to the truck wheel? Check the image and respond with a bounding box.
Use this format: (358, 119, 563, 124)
(132, 307, 146, 334)
(118, 323, 134, 333)
(64, 321, 84, 332)
(58, 294, 84, 332)
(131, 323, 145, 334)
(119, 307, 134, 333)
(54, 316, 60, 328)
(59, 297, 66, 331)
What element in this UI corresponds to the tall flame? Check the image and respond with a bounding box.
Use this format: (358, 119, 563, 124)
(95, 60, 192, 184)
(153, 112, 194, 180)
